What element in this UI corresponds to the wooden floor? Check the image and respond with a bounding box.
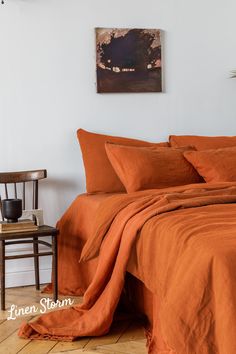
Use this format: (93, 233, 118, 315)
(0, 286, 147, 354)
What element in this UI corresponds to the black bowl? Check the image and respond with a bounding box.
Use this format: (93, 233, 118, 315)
(2, 199, 22, 223)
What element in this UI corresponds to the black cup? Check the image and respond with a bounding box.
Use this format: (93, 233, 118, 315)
(2, 199, 22, 223)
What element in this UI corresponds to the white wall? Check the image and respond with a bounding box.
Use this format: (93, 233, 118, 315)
(1, 0, 236, 286)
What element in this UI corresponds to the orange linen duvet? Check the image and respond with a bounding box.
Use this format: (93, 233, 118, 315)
(19, 182, 236, 354)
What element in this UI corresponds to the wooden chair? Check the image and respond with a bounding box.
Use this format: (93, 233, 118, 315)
(0, 170, 59, 310)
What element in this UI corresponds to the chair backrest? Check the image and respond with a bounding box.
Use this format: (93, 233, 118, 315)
(0, 170, 47, 219)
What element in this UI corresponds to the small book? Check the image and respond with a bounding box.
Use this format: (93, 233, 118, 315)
(0, 219, 38, 233)
(0, 227, 38, 234)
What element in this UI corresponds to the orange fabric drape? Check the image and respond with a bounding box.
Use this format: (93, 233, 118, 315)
(19, 182, 236, 354)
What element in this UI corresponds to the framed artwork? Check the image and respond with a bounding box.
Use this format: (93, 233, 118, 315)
(96, 28, 162, 93)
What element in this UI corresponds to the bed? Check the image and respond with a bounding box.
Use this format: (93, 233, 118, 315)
(18, 130, 236, 354)
(43, 191, 167, 351)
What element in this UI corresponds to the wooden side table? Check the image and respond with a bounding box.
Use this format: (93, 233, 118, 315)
(0, 225, 59, 311)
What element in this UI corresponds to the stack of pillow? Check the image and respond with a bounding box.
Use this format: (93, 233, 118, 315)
(170, 135, 236, 184)
(77, 129, 236, 194)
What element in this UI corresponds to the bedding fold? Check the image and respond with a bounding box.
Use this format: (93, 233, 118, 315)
(43, 193, 113, 295)
(19, 182, 236, 354)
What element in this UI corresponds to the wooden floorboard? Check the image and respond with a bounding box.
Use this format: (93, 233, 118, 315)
(0, 285, 147, 354)
(96, 340, 147, 354)
(0, 316, 32, 343)
(117, 320, 145, 343)
(50, 338, 91, 353)
(18, 339, 58, 354)
(0, 329, 32, 354)
(83, 320, 132, 350)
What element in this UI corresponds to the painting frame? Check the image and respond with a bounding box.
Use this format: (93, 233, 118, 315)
(96, 27, 162, 93)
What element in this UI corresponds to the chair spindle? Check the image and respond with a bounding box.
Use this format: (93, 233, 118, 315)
(33, 180, 38, 209)
(23, 182, 25, 210)
(4, 184, 8, 199)
(14, 183, 17, 199)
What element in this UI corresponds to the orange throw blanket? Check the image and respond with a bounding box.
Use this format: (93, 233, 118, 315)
(19, 183, 236, 354)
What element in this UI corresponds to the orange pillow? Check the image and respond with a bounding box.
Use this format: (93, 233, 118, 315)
(184, 147, 236, 183)
(169, 135, 236, 150)
(105, 143, 203, 193)
(77, 129, 169, 193)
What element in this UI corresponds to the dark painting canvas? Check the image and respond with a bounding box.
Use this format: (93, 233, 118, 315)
(96, 28, 162, 93)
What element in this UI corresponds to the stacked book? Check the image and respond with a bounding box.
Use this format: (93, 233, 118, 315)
(0, 219, 38, 233)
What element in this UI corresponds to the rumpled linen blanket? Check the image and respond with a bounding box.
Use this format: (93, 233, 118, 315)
(19, 182, 236, 354)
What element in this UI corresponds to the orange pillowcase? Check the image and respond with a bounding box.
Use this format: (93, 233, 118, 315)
(169, 135, 236, 150)
(105, 143, 203, 193)
(184, 147, 236, 183)
(77, 129, 169, 193)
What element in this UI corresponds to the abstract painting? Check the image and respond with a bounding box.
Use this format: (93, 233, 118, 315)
(96, 28, 162, 93)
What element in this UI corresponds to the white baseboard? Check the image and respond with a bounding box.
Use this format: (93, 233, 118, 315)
(5, 244, 52, 288)
(6, 267, 52, 288)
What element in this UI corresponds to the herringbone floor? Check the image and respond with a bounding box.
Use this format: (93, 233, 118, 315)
(0, 286, 147, 354)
